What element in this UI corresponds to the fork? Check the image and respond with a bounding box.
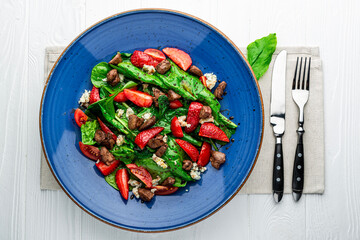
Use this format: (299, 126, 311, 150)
(291, 57, 311, 202)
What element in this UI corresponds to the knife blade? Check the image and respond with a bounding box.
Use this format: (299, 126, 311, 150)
(270, 50, 287, 203)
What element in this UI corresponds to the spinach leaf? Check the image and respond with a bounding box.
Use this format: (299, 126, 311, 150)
(111, 145, 135, 164)
(105, 166, 124, 190)
(90, 62, 112, 88)
(135, 158, 172, 182)
(158, 95, 169, 118)
(80, 120, 99, 145)
(247, 33, 277, 80)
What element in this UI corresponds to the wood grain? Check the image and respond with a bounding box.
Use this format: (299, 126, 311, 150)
(1, 0, 359, 239)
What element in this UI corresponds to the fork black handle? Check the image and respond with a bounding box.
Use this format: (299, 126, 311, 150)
(273, 137, 284, 203)
(292, 129, 304, 201)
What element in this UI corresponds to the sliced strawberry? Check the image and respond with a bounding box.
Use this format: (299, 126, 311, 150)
(97, 117, 117, 141)
(74, 109, 88, 127)
(89, 86, 100, 104)
(152, 186, 179, 195)
(123, 89, 153, 107)
(126, 164, 153, 188)
(95, 160, 120, 176)
(134, 127, 164, 150)
(115, 169, 129, 200)
(197, 142, 211, 167)
(144, 49, 166, 62)
(79, 142, 100, 161)
(171, 116, 183, 138)
(130, 50, 158, 68)
(199, 123, 230, 142)
(111, 86, 137, 102)
(169, 100, 183, 109)
(199, 76, 207, 88)
(162, 48, 192, 71)
(184, 102, 203, 133)
(175, 139, 199, 162)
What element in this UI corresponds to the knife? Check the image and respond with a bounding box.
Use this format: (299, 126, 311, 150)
(270, 50, 287, 203)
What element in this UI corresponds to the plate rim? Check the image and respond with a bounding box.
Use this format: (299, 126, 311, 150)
(39, 8, 264, 233)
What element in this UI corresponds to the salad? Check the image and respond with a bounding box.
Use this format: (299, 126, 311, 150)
(74, 47, 237, 203)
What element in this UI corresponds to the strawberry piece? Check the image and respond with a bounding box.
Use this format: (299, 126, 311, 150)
(130, 50, 158, 68)
(171, 116, 184, 138)
(126, 164, 153, 188)
(134, 127, 164, 150)
(199, 76, 207, 88)
(97, 117, 117, 141)
(169, 100, 183, 109)
(95, 160, 120, 176)
(111, 86, 138, 102)
(89, 86, 100, 104)
(115, 169, 129, 200)
(163, 48, 192, 71)
(175, 139, 199, 162)
(199, 123, 230, 142)
(123, 89, 153, 107)
(184, 102, 203, 133)
(144, 49, 166, 62)
(197, 142, 211, 167)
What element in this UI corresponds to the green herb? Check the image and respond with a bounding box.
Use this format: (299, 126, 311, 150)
(80, 120, 99, 145)
(247, 33, 277, 80)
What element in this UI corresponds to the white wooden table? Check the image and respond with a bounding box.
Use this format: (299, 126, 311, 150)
(1, 0, 359, 239)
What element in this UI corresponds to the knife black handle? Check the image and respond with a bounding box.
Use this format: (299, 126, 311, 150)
(292, 130, 304, 200)
(273, 137, 284, 202)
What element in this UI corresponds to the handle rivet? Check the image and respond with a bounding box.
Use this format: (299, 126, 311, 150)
(297, 165, 302, 169)
(298, 153, 302, 157)
(276, 166, 281, 170)
(297, 177, 301, 181)
(276, 178, 281, 182)
(277, 153, 281, 158)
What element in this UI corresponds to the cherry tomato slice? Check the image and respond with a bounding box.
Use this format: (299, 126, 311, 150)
(116, 169, 129, 200)
(126, 164, 152, 188)
(74, 108, 88, 127)
(79, 142, 100, 161)
(95, 160, 120, 176)
(123, 89, 153, 107)
(144, 49, 166, 62)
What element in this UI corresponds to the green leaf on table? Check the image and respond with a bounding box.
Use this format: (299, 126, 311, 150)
(80, 120, 99, 145)
(247, 33, 277, 80)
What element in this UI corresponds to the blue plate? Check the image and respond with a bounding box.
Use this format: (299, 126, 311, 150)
(40, 9, 263, 232)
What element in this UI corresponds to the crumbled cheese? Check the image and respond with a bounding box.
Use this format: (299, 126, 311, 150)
(102, 77, 107, 82)
(116, 135, 125, 146)
(204, 73, 217, 90)
(178, 115, 188, 127)
(152, 154, 168, 169)
(116, 109, 125, 118)
(132, 187, 140, 198)
(152, 176, 161, 186)
(126, 108, 134, 119)
(143, 64, 156, 75)
(200, 166, 207, 173)
(150, 188, 157, 193)
(190, 162, 202, 180)
(118, 74, 125, 82)
(142, 112, 152, 121)
(128, 179, 142, 187)
(199, 116, 215, 124)
(78, 90, 91, 107)
(163, 134, 168, 143)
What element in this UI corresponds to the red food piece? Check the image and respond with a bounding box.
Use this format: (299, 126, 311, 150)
(199, 76, 207, 88)
(97, 117, 117, 141)
(123, 89, 153, 107)
(95, 160, 120, 176)
(197, 142, 211, 167)
(89, 86, 100, 104)
(112, 86, 138, 102)
(175, 139, 199, 162)
(162, 47, 192, 71)
(134, 127, 164, 150)
(74, 109, 88, 127)
(126, 164, 153, 188)
(116, 169, 129, 200)
(130, 50, 158, 68)
(79, 142, 100, 161)
(199, 123, 230, 142)
(144, 49, 166, 62)
(171, 116, 184, 138)
(169, 100, 183, 109)
(153, 186, 179, 195)
(184, 102, 203, 133)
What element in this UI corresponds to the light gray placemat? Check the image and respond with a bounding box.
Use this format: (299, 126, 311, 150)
(41, 46, 324, 194)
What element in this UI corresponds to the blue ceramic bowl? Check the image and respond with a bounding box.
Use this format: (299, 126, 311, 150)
(40, 9, 263, 232)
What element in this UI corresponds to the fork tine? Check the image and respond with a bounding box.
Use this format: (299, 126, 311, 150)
(301, 58, 307, 89)
(297, 57, 303, 89)
(292, 57, 299, 90)
(306, 57, 311, 90)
